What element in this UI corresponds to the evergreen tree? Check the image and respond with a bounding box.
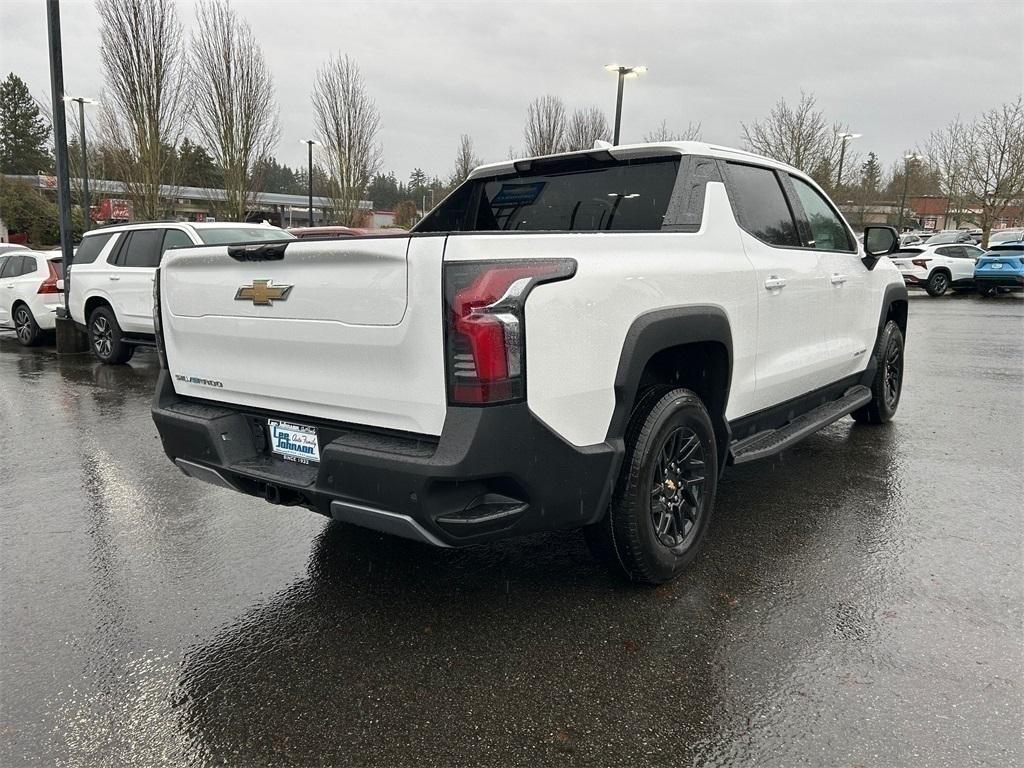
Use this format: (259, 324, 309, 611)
(860, 152, 882, 196)
(367, 172, 401, 210)
(254, 156, 302, 195)
(408, 168, 428, 198)
(177, 137, 221, 188)
(0, 73, 52, 175)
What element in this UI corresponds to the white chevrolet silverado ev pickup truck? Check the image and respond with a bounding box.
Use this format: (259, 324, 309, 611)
(151, 142, 907, 584)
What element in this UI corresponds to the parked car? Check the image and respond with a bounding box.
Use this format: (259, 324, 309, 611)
(0, 243, 29, 256)
(150, 141, 907, 584)
(975, 242, 1024, 296)
(900, 233, 925, 247)
(987, 229, 1024, 246)
(69, 221, 293, 364)
(922, 231, 975, 245)
(889, 242, 986, 296)
(0, 250, 64, 345)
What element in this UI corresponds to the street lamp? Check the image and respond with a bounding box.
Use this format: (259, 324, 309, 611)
(299, 139, 322, 226)
(898, 153, 924, 232)
(62, 95, 99, 230)
(835, 131, 861, 190)
(604, 64, 646, 145)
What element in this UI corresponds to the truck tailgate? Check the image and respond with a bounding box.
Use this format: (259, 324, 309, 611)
(160, 236, 448, 435)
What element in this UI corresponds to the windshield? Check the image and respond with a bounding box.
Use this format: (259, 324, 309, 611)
(416, 156, 680, 233)
(197, 227, 295, 245)
(48, 258, 65, 277)
(989, 231, 1023, 243)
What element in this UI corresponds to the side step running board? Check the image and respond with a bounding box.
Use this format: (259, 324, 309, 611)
(730, 385, 872, 465)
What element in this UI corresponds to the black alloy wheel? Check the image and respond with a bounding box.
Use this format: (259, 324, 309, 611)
(649, 427, 707, 551)
(882, 334, 902, 411)
(926, 271, 949, 296)
(852, 319, 904, 425)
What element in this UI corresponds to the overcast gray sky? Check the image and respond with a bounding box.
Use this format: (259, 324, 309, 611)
(2, 0, 1022, 184)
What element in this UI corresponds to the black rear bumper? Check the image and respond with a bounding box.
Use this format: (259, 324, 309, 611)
(151, 371, 620, 546)
(975, 274, 1024, 289)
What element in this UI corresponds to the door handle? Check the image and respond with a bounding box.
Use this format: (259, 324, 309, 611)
(830, 273, 848, 285)
(109, 275, 120, 281)
(764, 276, 787, 290)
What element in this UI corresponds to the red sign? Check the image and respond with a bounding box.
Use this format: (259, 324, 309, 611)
(94, 198, 133, 222)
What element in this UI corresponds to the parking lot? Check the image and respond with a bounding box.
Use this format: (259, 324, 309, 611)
(1, 293, 1021, 767)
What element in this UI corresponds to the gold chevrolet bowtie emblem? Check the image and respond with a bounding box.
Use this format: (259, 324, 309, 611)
(234, 279, 293, 306)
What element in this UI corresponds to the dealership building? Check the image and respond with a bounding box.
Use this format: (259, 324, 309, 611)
(3, 173, 397, 229)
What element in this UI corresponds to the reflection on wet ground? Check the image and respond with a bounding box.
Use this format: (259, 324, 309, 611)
(1, 293, 1021, 766)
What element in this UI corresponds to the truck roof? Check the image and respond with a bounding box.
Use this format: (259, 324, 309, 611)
(468, 141, 799, 180)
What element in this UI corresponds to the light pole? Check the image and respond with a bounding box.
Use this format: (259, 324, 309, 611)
(898, 153, 923, 231)
(63, 96, 99, 231)
(835, 131, 861, 191)
(299, 139, 321, 226)
(604, 64, 646, 145)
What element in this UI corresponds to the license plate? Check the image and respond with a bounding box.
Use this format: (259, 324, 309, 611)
(268, 420, 320, 464)
(989, 263, 1003, 269)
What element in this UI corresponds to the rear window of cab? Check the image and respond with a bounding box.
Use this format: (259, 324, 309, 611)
(416, 156, 681, 233)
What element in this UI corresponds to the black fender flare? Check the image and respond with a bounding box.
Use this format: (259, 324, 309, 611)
(605, 305, 733, 446)
(859, 281, 908, 387)
(877, 281, 908, 336)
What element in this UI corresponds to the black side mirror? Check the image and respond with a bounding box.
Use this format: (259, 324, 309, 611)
(862, 226, 898, 269)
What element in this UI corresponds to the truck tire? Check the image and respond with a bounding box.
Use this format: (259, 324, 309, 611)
(13, 304, 43, 346)
(925, 271, 950, 296)
(88, 305, 135, 365)
(584, 388, 718, 585)
(852, 320, 904, 425)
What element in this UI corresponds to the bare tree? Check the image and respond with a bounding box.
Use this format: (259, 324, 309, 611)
(524, 95, 567, 156)
(96, 0, 187, 219)
(311, 54, 382, 225)
(565, 107, 610, 151)
(741, 92, 848, 189)
(644, 119, 702, 142)
(924, 117, 969, 229)
(959, 97, 1024, 246)
(191, 0, 279, 221)
(450, 134, 480, 185)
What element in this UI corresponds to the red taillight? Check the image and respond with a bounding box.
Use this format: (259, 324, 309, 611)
(911, 258, 931, 269)
(444, 259, 575, 405)
(37, 261, 62, 294)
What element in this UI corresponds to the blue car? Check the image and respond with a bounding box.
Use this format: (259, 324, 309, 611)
(975, 242, 1024, 296)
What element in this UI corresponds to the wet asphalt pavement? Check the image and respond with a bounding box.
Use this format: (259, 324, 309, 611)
(1, 293, 1022, 767)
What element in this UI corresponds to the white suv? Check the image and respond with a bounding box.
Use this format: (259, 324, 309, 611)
(0, 250, 65, 346)
(69, 221, 293, 363)
(890, 242, 986, 296)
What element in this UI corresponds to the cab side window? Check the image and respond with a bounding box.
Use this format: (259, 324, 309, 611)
(117, 230, 164, 268)
(789, 175, 854, 252)
(162, 229, 193, 254)
(725, 162, 801, 247)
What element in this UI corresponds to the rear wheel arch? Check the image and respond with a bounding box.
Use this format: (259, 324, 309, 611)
(84, 295, 113, 322)
(607, 307, 733, 467)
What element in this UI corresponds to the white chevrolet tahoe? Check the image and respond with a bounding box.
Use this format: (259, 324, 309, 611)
(68, 221, 293, 363)
(151, 142, 908, 584)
